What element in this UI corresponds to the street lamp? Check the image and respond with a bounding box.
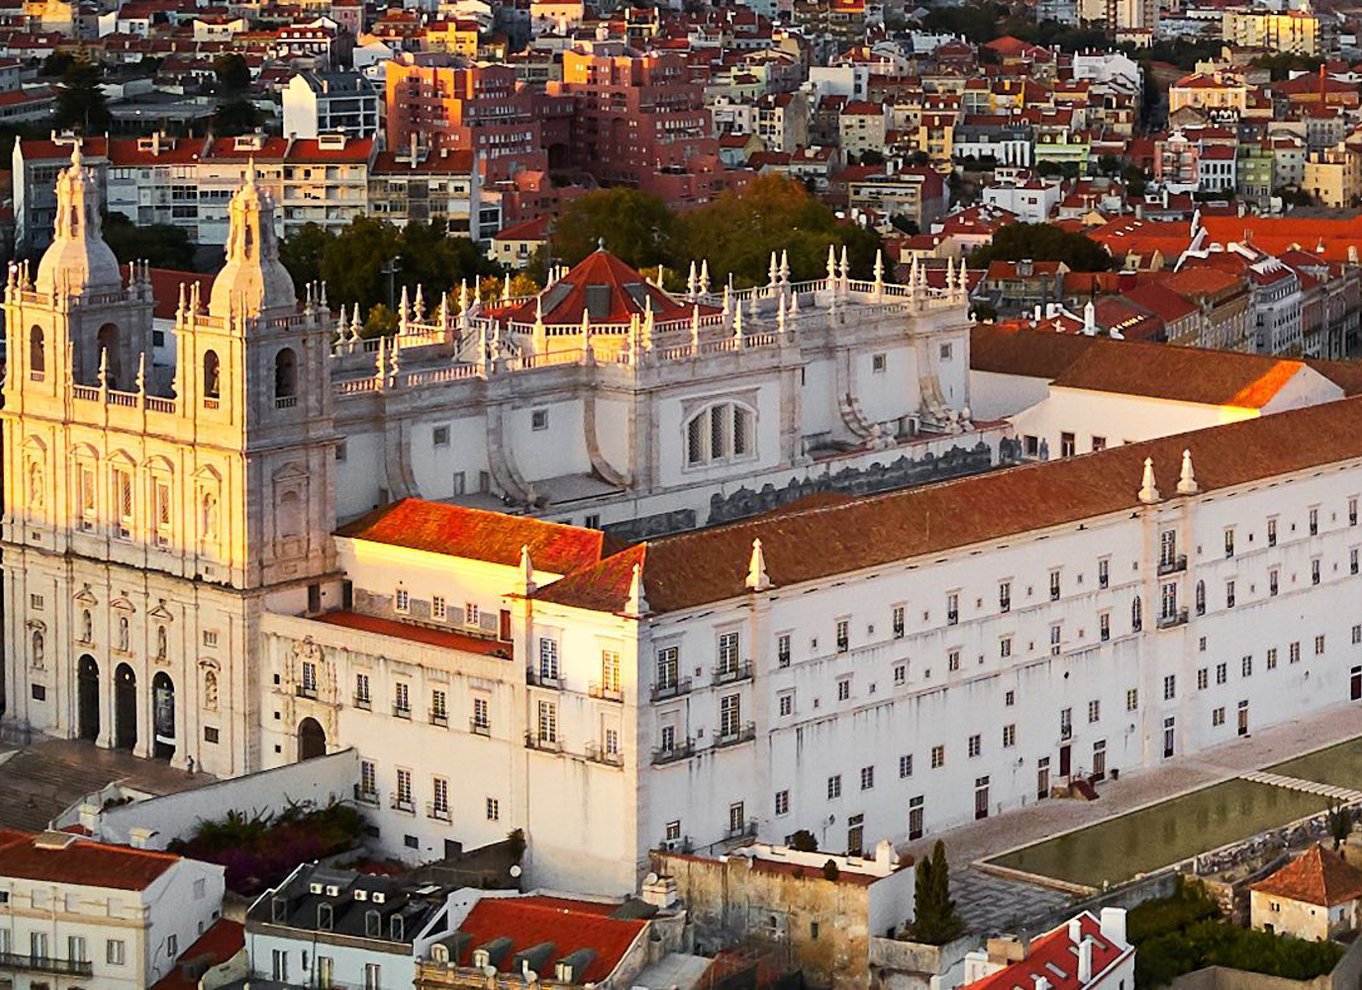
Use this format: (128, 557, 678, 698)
(380, 255, 401, 311)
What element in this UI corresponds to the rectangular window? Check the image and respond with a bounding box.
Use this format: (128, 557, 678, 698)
(899, 754, 913, 778)
(1050, 624, 1062, 655)
(835, 619, 849, 652)
(892, 605, 905, 637)
(1050, 569, 1061, 601)
(1216, 662, 1227, 685)
(1060, 707, 1072, 740)
(1291, 641, 1302, 663)
(1225, 529, 1235, 558)
(433, 425, 450, 446)
(1198, 668, 1208, 690)
(948, 650, 960, 672)
(946, 592, 959, 625)
(1270, 569, 1279, 596)
(432, 596, 447, 620)
(1310, 507, 1319, 536)
(779, 691, 794, 717)
(537, 700, 557, 742)
(656, 646, 679, 689)
(777, 633, 791, 667)
(1060, 432, 1076, 458)
(1213, 707, 1226, 727)
(1099, 611, 1111, 642)
(1316, 634, 1327, 655)
(360, 759, 376, 797)
(1164, 674, 1176, 700)
(908, 796, 924, 839)
(433, 777, 449, 813)
(931, 744, 945, 768)
(999, 582, 1011, 613)
(154, 481, 172, 546)
(1268, 647, 1279, 669)
(464, 602, 479, 626)
(1000, 637, 1012, 658)
(775, 790, 789, 815)
(1351, 498, 1358, 526)
(600, 650, 621, 693)
(894, 663, 906, 685)
(394, 682, 410, 717)
(968, 734, 982, 757)
(538, 638, 560, 682)
(1353, 549, 1359, 576)
(1268, 517, 1278, 546)
(861, 765, 875, 790)
(431, 689, 447, 722)
(396, 768, 412, 804)
(473, 696, 489, 730)
(1002, 724, 1016, 747)
(1312, 559, 1321, 585)
(1242, 655, 1253, 677)
(718, 631, 740, 673)
(827, 774, 842, 799)
(728, 802, 746, 835)
(1098, 557, 1110, 589)
(1127, 688, 1139, 711)
(1005, 690, 1016, 706)
(1226, 580, 1236, 608)
(1092, 436, 1107, 451)
(113, 467, 133, 539)
(395, 587, 410, 613)
(1087, 699, 1100, 723)
(107, 939, 126, 965)
(531, 409, 548, 431)
(720, 693, 741, 737)
(837, 677, 851, 700)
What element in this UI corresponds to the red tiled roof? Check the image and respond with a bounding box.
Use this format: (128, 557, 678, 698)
(312, 611, 512, 656)
(454, 897, 646, 983)
(965, 914, 1126, 990)
(336, 498, 606, 575)
(1252, 844, 1362, 907)
(121, 265, 213, 320)
(152, 920, 244, 990)
(0, 829, 181, 890)
(371, 149, 477, 174)
(503, 249, 697, 326)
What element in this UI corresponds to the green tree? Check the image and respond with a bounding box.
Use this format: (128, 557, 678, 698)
(1329, 804, 1353, 851)
(908, 841, 964, 945)
(363, 303, 398, 337)
(789, 829, 819, 853)
(211, 98, 265, 137)
(54, 58, 111, 134)
(101, 211, 195, 269)
(214, 52, 251, 93)
(549, 187, 678, 269)
(969, 222, 1113, 272)
(41, 51, 74, 78)
(315, 216, 403, 311)
(396, 220, 499, 299)
(278, 222, 334, 293)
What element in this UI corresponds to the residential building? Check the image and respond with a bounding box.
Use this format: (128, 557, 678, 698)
(0, 828, 225, 990)
(839, 101, 888, 162)
(1304, 142, 1361, 208)
(1169, 72, 1249, 117)
(961, 911, 1133, 990)
(369, 145, 497, 240)
(1250, 844, 1362, 940)
(846, 169, 948, 229)
(981, 173, 1062, 224)
(1221, 8, 1319, 54)
(281, 70, 381, 139)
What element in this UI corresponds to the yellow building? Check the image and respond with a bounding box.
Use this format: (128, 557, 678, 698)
(1222, 8, 1319, 55)
(1304, 141, 1362, 207)
(1169, 71, 1248, 116)
(425, 19, 480, 57)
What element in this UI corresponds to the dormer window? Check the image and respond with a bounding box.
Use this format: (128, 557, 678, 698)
(685, 402, 755, 467)
(317, 903, 333, 930)
(365, 909, 381, 937)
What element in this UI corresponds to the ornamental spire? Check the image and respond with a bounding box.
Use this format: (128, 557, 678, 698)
(1177, 449, 1199, 495)
(1139, 457, 1161, 504)
(624, 562, 648, 617)
(746, 538, 771, 592)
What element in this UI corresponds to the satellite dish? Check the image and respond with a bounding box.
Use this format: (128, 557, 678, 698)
(644, 872, 659, 885)
(509, 864, 523, 878)
(527, 971, 539, 984)
(484, 966, 499, 978)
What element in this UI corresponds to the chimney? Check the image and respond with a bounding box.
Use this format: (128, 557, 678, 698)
(1100, 908, 1128, 947)
(1067, 919, 1082, 945)
(1078, 937, 1093, 984)
(1033, 976, 1050, 990)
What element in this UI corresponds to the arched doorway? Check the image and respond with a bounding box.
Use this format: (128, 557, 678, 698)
(298, 717, 326, 761)
(113, 664, 137, 751)
(77, 655, 99, 742)
(152, 672, 175, 761)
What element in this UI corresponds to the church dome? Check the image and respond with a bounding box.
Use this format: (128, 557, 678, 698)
(208, 163, 296, 320)
(34, 144, 123, 296)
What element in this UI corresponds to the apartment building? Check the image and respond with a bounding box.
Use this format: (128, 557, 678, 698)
(0, 829, 224, 990)
(281, 70, 381, 139)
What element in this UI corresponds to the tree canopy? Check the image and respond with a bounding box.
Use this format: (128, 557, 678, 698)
(102, 211, 196, 270)
(908, 841, 964, 945)
(279, 218, 501, 318)
(545, 175, 882, 288)
(969, 222, 1113, 272)
(214, 53, 251, 93)
(54, 58, 110, 134)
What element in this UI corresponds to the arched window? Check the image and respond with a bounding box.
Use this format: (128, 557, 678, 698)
(117, 616, 130, 652)
(203, 350, 220, 400)
(274, 348, 297, 402)
(30, 630, 44, 669)
(1131, 595, 1143, 632)
(684, 401, 756, 467)
(97, 324, 120, 389)
(29, 326, 44, 375)
(1195, 581, 1206, 616)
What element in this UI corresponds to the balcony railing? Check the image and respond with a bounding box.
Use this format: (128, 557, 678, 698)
(526, 668, 562, 689)
(724, 819, 759, 841)
(353, 784, 379, 806)
(469, 718, 491, 736)
(712, 660, 753, 686)
(353, 694, 371, 710)
(429, 710, 448, 728)
(589, 681, 623, 702)
(295, 684, 318, 699)
(651, 677, 692, 702)
(651, 740, 694, 765)
(393, 703, 412, 720)
(390, 793, 415, 814)
(426, 802, 451, 822)
(0, 952, 94, 977)
(1157, 554, 1188, 576)
(1158, 608, 1190, 629)
(713, 721, 757, 749)
(524, 731, 563, 753)
(585, 742, 624, 766)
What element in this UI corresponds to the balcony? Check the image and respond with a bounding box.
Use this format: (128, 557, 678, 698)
(469, 718, 491, 736)
(295, 684, 318, 699)
(390, 793, 415, 814)
(426, 802, 451, 822)
(526, 668, 562, 689)
(353, 694, 371, 711)
(1158, 608, 1190, 629)
(393, 703, 412, 720)
(651, 677, 692, 702)
(711, 660, 753, 686)
(651, 740, 694, 765)
(585, 742, 624, 767)
(589, 681, 623, 702)
(713, 721, 757, 749)
(429, 710, 448, 728)
(353, 784, 379, 806)
(1157, 554, 1188, 576)
(524, 731, 563, 753)
(0, 953, 94, 977)
(724, 819, 759, 841)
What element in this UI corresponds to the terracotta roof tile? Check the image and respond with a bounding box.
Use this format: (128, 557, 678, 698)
(453, 898, 645, 983)
(312, 611, 512, 655)
(0, 829, 182, 890)
(966, 914, 1126, 990)
(336, 499, 606, 575)
(1252, 844, 1362, 907)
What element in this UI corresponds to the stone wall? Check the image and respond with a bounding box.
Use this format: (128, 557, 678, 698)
(869, 933, 977, 990)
